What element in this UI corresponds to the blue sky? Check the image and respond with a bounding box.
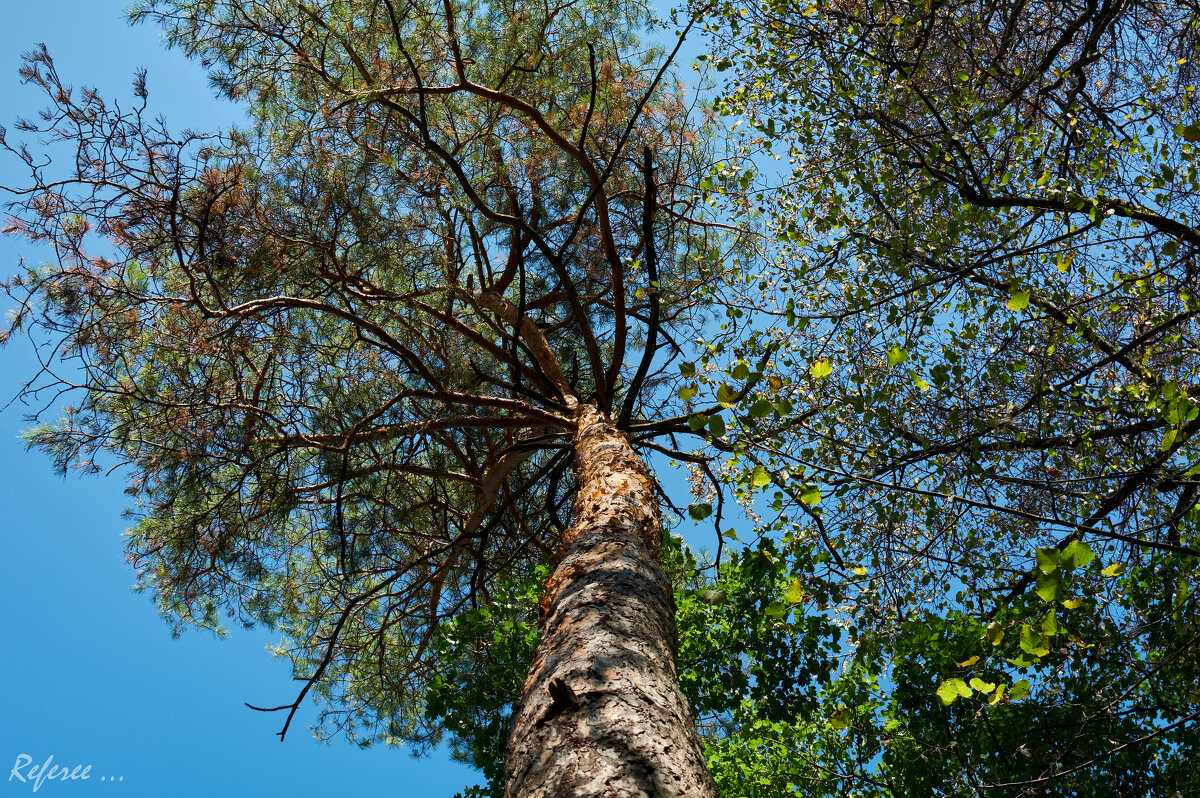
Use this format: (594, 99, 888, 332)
(0, 3, 476, 795)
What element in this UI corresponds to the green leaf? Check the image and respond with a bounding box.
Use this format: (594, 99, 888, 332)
(1102, 562, 1126, 577)
(1009, 679, 1032, 701)
(810, 358, 833, 379)
(799, 484, 822, 506)
(969, 677, 996, 694)
(783, 579, 806, 604)
(986, 621, 1005, 646)
(708, 413, 726, 438)
(1035, 547, 1060, 574)
(1177, 123, 1200, 142)
(1060, 540, 1096, 570)
(687, 413, 708, 432)
(936, 678, 973, 705)
(1161, 429, 1179, 451)
(764, 600, 788, 619)
(1020, 624, 1050, 657)
(678, 385, 697, 402)
(829, 708, 850, 730)
(751, 465, 772, 488)
(679, 361, 696, 378)
(1035, 574, 1063, 602)
(716, 383, 738, 408)
(886, 346, 908, 366)
(1041, 608, 1059, 637)
(957, 655, 980, 667)
(731, 362, 750, 381)
(989, 683, 1007, 705)
(748, 398, 774, 418)
(688, 503, 713, 521)
(1007, 290, 1031, 311)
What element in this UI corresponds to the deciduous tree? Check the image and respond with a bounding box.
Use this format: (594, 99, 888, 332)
(696, 0, 1200, 791)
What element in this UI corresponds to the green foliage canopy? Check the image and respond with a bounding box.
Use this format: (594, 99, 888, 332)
(685, 0, 1200, 791)
(2, 0, 728, 750)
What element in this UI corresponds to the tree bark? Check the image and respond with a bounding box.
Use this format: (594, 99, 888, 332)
(505, 405, 719, 798)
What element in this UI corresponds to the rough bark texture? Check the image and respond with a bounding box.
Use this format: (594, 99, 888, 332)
(505, 406, 719, 798)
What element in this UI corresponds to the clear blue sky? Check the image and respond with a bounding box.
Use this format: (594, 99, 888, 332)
(0, 3, 475, 795)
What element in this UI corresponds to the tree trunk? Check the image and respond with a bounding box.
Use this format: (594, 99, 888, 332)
(505, 405, 719, 798)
